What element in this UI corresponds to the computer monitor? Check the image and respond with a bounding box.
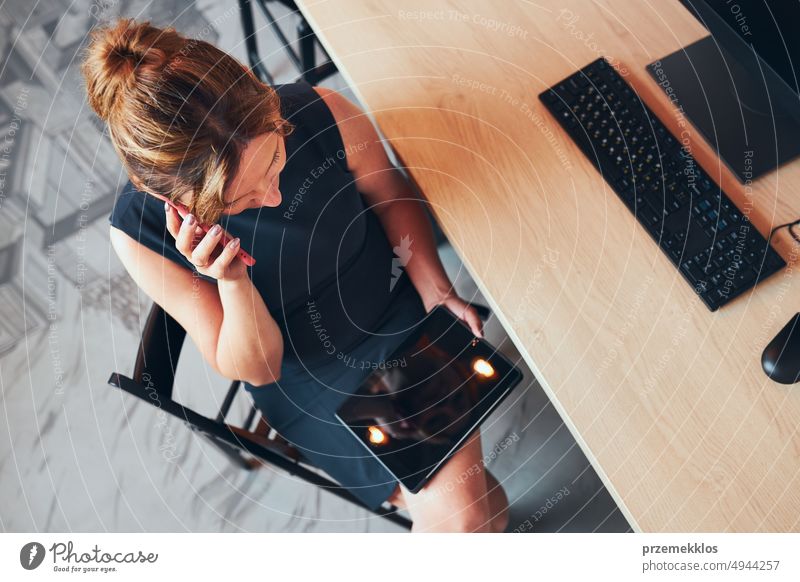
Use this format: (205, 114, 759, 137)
(647, 1, 800, 182)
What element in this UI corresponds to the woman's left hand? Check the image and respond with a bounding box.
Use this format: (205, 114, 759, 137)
(425, 292, 484, 338)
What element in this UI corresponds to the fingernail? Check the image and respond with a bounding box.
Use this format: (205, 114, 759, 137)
(229, 237, 240, 248)
(184, 214, 195, 225)
(210, 224, 222, 235)
(164, 201, 170, 212)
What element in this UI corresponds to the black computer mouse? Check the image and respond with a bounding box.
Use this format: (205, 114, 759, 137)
(762, 313, 800, 384)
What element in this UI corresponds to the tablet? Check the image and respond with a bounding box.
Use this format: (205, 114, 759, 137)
(335, 305, 524, 494)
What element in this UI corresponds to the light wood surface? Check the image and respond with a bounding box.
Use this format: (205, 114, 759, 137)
(295, 0, 800, 532)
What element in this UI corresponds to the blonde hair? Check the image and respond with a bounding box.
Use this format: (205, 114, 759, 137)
(82, 18, 293, 223)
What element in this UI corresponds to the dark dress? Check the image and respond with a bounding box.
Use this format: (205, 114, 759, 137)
(109, 82, 427, 510)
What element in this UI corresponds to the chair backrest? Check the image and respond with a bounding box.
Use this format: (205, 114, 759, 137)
(108, 301, 413, 527)
(108, 302, 313, 471)
(132, 303, 186, 401)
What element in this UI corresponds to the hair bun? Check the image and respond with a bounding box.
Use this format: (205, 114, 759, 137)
(82, 19, 173, 121)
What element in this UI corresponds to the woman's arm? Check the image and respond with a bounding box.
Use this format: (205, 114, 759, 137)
(315, 87, 484, 336)
(110, 225, 283, 386)
(216, 275, 284, 385)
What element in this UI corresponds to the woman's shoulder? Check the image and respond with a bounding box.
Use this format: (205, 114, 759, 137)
(274, 81, 325, 121)
(274, 82, 348, 165)
(109, 181, 161, 236)
(275, 82, 350, 129)
(108, 182, 206, 278)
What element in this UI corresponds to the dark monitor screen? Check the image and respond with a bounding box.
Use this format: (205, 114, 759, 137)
(687, 1, 800, 93)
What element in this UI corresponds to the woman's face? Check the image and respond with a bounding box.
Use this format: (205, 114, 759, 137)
(180, 131, 287, 216)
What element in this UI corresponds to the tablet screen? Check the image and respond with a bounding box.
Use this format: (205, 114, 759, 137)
(335, 306, 523, 492)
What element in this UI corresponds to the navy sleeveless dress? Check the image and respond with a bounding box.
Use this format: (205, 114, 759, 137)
(109, 82, 428, 510)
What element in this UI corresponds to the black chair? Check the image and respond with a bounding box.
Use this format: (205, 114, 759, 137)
(238, 0, 338, 85)
(107, 301, 491, 530)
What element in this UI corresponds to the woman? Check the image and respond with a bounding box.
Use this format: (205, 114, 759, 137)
(84, 19, 509, 532)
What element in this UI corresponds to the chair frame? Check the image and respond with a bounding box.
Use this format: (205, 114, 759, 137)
(238, 0, 338, 85)
(108, 302, 413, 529)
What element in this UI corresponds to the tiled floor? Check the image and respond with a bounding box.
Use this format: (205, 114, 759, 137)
(0, 0, 630, 532)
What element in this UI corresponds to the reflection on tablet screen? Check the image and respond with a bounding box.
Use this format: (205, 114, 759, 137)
(336, 307, 522, 490)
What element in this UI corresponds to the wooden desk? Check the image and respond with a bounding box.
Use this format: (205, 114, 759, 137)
(295, 0, 800, 532)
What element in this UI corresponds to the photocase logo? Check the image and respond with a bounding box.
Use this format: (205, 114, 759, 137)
(390, 234, 412, 291)
(20, 542, 46, 570)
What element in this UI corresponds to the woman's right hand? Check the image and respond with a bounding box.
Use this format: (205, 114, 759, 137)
(165, 203, 248, 281)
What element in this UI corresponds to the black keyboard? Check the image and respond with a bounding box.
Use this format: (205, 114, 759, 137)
(539, 57, 785, 311)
